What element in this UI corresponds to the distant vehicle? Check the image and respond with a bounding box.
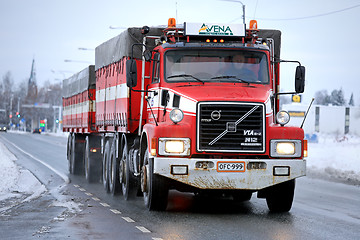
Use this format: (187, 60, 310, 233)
(33, 128, 41, 134)
(0, 124, 7, 132)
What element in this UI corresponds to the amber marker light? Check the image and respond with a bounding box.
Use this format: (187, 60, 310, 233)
(168, 18, 176, 28)
(151, 137, 157, 156)
(303, 140, 308, 157)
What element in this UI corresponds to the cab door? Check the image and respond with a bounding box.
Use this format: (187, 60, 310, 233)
(147, 52, 161, 124)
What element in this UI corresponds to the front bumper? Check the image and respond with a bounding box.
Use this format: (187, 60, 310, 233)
(153, 157, 306, 190)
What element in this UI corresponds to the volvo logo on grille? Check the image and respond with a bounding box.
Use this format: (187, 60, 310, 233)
(211, 110, 221, 121)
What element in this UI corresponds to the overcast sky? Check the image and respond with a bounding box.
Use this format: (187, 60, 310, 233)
(1, 0, 359, 105)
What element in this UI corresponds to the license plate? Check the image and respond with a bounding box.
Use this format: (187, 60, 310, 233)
(217, 161, 246, 172)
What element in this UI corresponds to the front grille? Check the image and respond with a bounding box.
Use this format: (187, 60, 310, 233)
(197, 102, 265, 153)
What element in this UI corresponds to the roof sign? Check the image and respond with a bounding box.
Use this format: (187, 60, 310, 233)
(184, 22, 246, 37)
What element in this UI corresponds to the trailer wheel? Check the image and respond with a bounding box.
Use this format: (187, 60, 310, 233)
(84, 136, 101, 183)
(67, 134, 72, 161)
(69, 134, 85, 175)
(266, 180, 295, 213)
(109, 140, 121, 195)
(142, 148, 168, 211)
(102, 140, 111, 192)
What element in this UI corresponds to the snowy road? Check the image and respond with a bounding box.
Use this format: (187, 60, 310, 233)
(0, 132, 359, 239)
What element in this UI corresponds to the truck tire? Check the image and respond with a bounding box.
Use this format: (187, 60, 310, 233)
(120, 142, 136, 200)
(102, 140, 111, 193)
(84, 136, 101, 183)
(142, 148, 168, 211)
(266, 179, 295, 212)
(69, 134, 85, 175)
(67, 134, 72, 161)
(109, 140, 121, 195)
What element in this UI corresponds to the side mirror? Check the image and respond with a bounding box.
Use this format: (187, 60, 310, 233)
(126, 59, 137, 88)
(295, 66, 305, 93)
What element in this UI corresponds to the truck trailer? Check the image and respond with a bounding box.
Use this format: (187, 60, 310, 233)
(63, 19, 307, 212)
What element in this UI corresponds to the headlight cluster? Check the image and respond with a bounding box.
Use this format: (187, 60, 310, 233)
(158, 138, 190, 156)
(270, 140, 302, 158)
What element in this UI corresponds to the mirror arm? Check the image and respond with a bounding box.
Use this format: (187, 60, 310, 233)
(274, 59, 302, 66)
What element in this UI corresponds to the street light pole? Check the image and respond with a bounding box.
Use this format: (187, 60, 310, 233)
(221, 0, 246, 25)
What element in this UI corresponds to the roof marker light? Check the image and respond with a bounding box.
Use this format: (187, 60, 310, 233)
(168, 18, 176, 28)
(249, 20, 258, 30)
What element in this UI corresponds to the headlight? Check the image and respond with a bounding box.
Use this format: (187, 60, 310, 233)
(276, 110, 290, 126)
(276, 142, 295, 155)
(165, 141, 184, 153)
(169, 108, 184, 124)
(159, 138, 190, 156)
(270, 140, 301, 157)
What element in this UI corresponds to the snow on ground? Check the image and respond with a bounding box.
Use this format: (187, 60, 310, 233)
(0, 140, 46, 211)
(307, 134, 360, 183)
(0, 132, 359, 205)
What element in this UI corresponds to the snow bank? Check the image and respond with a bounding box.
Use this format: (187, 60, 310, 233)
(307, 134, 360, 184)
(0, 142, 46, 204)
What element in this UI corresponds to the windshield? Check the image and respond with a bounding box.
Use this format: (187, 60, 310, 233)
(165, 49, 269, 84)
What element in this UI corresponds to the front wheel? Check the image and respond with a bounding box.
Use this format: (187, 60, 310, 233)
(266, 180, 295, 213)
(142, 148, 168, 211)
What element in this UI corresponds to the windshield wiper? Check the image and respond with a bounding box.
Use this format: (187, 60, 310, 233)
(211, 75, 250, 85)
(167, 74, 205, 84)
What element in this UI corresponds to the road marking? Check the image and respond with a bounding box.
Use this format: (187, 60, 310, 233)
(110, 209, 122, 214)
(85, 192, 93, 196)
(152, 238, 164, 240)
(100, 202, 110, 207)
(73, 184, 80, 188)
(136, 226, 151, 233)
(92, 197, 100, 201)
(1, 137, 70, 183)
(122, 217, 135, 222)
(79, 188, 86, 192)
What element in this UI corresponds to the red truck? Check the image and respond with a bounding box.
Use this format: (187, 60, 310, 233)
(63, 19, 307, 212)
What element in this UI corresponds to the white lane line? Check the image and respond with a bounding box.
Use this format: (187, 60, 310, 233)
(152, 238, 164, 240)
(85, 192, 93, 196)
(73, 184, 80, 188)
(92, 197, 100, 201)
(110, 209, 122, 214)
(136, 226, 151, 233)
(78, 188, 86, 192)
(100, 202, 110, 207)
(122, 217, 135, 222)
(1, 137, 70, 183)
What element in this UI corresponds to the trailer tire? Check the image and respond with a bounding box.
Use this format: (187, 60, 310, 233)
(142, 148, 168, 211)
(84, 136, 101, 183)
(109, 140, 121, 195)
(67, 134, 72, 161)
(69, 134, 85, 175)
(266, 179, 295, 213)
(102, 140, 111, 192)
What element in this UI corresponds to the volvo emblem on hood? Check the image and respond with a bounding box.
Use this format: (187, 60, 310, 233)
(211, 110, 221, 121)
